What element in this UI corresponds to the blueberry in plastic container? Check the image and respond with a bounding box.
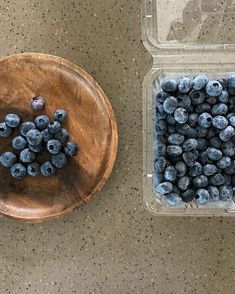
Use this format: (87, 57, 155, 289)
(0, 151, 17, 167)
(206, 96, 217, 105)
(196, 189, 210, 205)
(224, 161, 235, 175)
(219, 125, 235, 142)
(154, 157, 166, 173)
(5, 113, 20, 128)
(20, 148, 36, 163)
(208, 186, 220, 201)
(27, 162, 41, 176)
(222, 141, 235, 157)
(40, 161, 56, 177)
(10, 163, 27, 179)
(195, 103, 211, 114)
(177, 176, 190, 191)
(155, 119, 167, 134)
(218, 91, 229, 103)
(182, 151, 196, 167)
(175, 161, 187, 177)
(156, 103, 167, 119)
(26, 129, 43, 146)
(205, 80, 223, 97)
(166, 145, 182, 157)
(196, 126, 208, 138)
(168, 125, 176, 134)
(224, 174, 232, 185)
(189, 162, 202, 177)
(189, 90, 205, 105)
(52, 152, 68, 169)
(211, 103, 228, 116)
(168, 134, 184, 145)
(198, 112, 213, 128)
(210, 137, 221, 149)
(209, 173, 225, 186)
(47, 139, 62, 155)
(182, 138, 198, 151)
(31, 96, 45, 111)
(206, 147, 222, 161)
(20, 121, 36, 137)
(212, 116, 228, 129)
(203, 164, 217, 176)
(163, 96, 178, 114)
(219, 185, 233, 201)
(174, 107, 188, 124)
(192, 75, 208, 90)
(187, 113, 198, 127)
(0, 122, 12, 138)
(176, 124, 197, 138)
(153, 173, 164, 195)
(178, 77, 192, 93)
(182, 189, 195, 203)
(164, 166, 177, 182)
(162, 193, 182, 206)
(217, 78, 227, 90)
(156, 181, 173, 196)
(228, 73, 235, 95)
(217, 156, 231, 169)
(153, 141, 166, 157)
(161, 79, 178, 93)
(34, 115, 50, 130)
(197, 138, 208, 151)
(155, 91, 169, 103)
(177, 94, 191, 110)
(12, 136, 27, 151)
(193, 175, 208, 188)
(228, 116, 235, 127)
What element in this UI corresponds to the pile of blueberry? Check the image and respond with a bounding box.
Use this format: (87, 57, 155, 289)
(154, 74, 235, 206)
(0, 96, 78, 179)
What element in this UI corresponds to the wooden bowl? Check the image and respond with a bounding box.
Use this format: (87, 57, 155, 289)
(0, 53, 118, 222)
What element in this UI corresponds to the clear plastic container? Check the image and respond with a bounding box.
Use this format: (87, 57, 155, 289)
(142, 0, 235, 216)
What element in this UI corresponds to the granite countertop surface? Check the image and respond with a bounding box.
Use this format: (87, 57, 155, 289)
(0, 0, 234, 293)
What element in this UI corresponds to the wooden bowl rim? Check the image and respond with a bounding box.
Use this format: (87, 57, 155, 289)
(0, 53, 118, 223)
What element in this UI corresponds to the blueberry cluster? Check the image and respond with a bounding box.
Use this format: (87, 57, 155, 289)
(0, 96, 78, 179)
(154, 74, 235, 206)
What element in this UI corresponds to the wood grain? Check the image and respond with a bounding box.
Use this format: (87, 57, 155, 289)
(0, 53, 118, 222)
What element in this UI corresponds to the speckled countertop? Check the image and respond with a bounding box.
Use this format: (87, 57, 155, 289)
(0, 1, 234, 293)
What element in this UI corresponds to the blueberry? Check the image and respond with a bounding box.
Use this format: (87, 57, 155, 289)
(48, 121, 61, 135)
(27, 162, 41, 176)
(198, 151, 211, 165)
(182, 189, 194, 203)
(10, 163, 26, 179)
(228, 74, 235, 95)
(189, 90, 205, 105)
(153, 141, 166, 157)
(166, 114, 176, 126)
(168, 125, 176, 134)
(20, 122, 36, 137)
(208, 186, 220, 201)
(224, 174, 232, 185)
(0, 152, 17, 167)
(212, 116, 228, 129)
(219, 185, 233, 201)
(174, 107, 188, 124)
(177, 94, 191, 111)
(203, 164, 217, 176)
(207, 128, 217, 139)
(156, 91, 169, 103)
(30, 96, 45, 111)
(195, 103, 211, 114)
(228, 99, 235, 111)
(198, 112, 213, 128)
(219, 126, 235, 142)
(29, 143, 43, 153)
(161, 79, 178, 93)
(211, 103, 228, 116)
(155, 119, 167, 134)
(41, 128, 53, 143)
(20, 148, 35, 163)
(182, 139, 198, 151)
(163, 96, 178, 114)
(205, 80, 223, 97)
(162, 193, 182, 206)
(188, 113, 198, 128)
(224, 161, 235, 175)
(40, 161, 56, 177)
(193, 175, 208, 188)
(182, 151, 196, 167)
(12, 136, 27, 151)
(153, 173, 164, 195)
(34, 115, 50, 130)
(206, 96, 217, 105)
(206, 147, 222, 161)
(197, 138, 208, 151)
(192, 75, 208, 90)
(156, 182, 173, 195)
(172, 185, 181, 195)
(196, 189, 210, 205)
(26, 129, 42, 146)
(164, 165, 177, 182)
(47, 139, 62, 155)
(229, 116, 235, 127)
(191, 149, 199, 160)
(5, 113, 20, 128)
(210, 137, 221, 149)
(175, 161, 187, 177)
(189, 162, 202, 177)
(54, 109, 67, 123)
(222, 141, 235, 157)
(64, 141, 78, 157)
(156, 103, 167, 119)
(176, 124, 197, 138)
(227, 112, 235, 119)
(52, 152, 68, 169)
(156, 133, 168, 144)
(178, 77, 192, 93)
(0, 122, 12, 138)
(168, 134, 184, 145)
(218, 90, 229, 103)
(166, 145, 182, 157)
(196, 126, 208, 138)
(217, 156, 231, 169)
(217, 78, 227, 90)
(154, 157, 166, 173)
(209, 174, 225, 186)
